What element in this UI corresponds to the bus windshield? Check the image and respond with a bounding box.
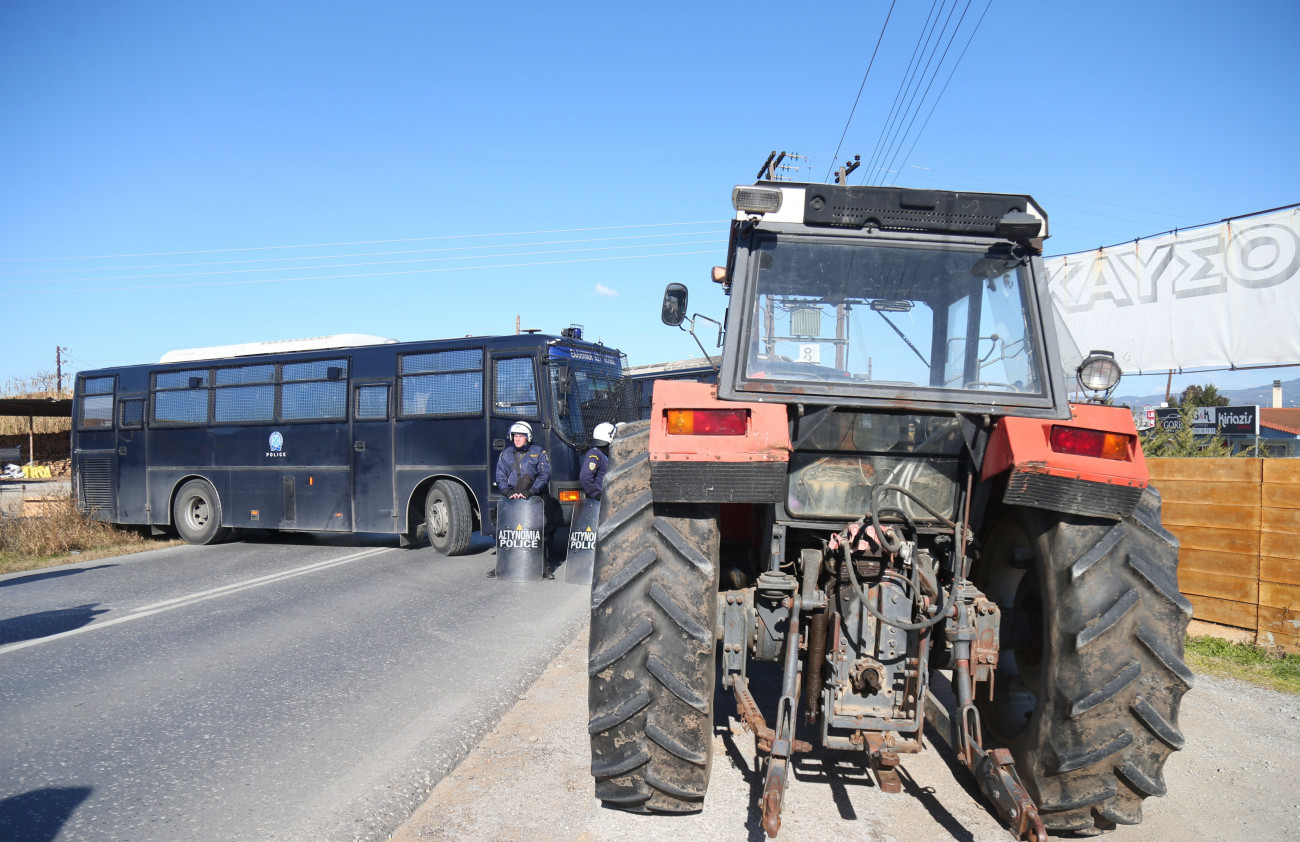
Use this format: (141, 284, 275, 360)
(548, 344, 626, 446)
(743, 236, 1045, 397)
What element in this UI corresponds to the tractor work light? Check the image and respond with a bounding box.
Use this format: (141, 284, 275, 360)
(665, 408, 749, 436)
(1049, 426, 1133, 461)
(1077, 350, 1122, 400)
(732, 186, 782, 214)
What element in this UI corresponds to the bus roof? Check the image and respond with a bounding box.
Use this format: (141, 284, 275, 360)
(160, 334, 399, 363)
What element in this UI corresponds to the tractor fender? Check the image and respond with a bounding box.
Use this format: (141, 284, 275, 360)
(981, 402, 1149, 520)
(647, 380, 790, 503)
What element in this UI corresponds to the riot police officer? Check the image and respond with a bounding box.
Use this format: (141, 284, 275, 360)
(496, 421, 551, 499)
(580, 422, 615, 500)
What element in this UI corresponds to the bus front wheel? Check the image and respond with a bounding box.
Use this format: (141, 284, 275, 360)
(173, 479, 231, 545)
(426, 479, 472, 556)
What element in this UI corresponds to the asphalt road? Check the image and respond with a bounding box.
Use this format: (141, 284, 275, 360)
(0, 534, 589, 842)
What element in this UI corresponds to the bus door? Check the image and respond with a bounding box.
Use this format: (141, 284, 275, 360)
(114, 394, 149, 524)
(488, 353, 542, 531)
(351, 380, 396, 533)
(72, 375, 120, 521)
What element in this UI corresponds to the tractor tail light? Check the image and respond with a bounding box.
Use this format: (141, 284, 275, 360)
(665, 409, 749, 436)
(1049, 426, 1132, 461)
(558, 489, 581, 503)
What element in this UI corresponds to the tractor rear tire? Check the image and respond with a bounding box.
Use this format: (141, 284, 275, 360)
(974, 486, 1191, 835)
(587, 421, 720, 813)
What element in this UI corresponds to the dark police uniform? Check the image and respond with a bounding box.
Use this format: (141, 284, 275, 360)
(495, 443, 552, 498)
(579, 445, 608, 499)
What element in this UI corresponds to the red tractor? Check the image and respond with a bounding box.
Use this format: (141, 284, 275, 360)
(586, 181, 1190, 839)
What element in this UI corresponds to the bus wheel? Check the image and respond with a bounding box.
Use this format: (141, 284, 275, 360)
(173, 479, 231, 545)
(426, 479, 472, 556)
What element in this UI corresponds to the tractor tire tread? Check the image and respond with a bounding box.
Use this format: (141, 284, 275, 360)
(588, 423, 718, 815)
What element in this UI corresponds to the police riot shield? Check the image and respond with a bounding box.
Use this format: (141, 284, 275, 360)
(495, 496, 546, 582)
(564, 497, 600, 584)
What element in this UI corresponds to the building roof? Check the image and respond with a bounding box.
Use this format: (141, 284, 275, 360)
(1261, 407, 1300, 436)
(0, 398, 72, 418)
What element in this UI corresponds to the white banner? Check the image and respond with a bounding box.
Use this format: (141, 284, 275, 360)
(1044, 206, 1300, 372)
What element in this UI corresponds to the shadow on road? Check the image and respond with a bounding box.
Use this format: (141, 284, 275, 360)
(0, 604, 109, 647)
(0, 786, 93, 842)
(0, 565, 116, 589)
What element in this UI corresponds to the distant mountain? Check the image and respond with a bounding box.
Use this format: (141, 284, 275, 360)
(1114, 376, 1300, 409)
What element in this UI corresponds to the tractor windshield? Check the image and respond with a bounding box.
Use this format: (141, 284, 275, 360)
(741, 235, 1045, 398)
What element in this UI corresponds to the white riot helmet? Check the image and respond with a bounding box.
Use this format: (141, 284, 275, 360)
(508, 421, 533, 444)
(592, 422, 616, 445)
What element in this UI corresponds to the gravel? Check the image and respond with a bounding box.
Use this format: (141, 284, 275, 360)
(390, 623, 1300, 841)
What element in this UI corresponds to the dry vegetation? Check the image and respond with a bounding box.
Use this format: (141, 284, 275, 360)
(0, 496, 177, 575)
(1, 370, 74, 462)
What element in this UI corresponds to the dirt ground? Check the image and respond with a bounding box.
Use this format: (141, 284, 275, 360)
(390, 624, 1299, 842)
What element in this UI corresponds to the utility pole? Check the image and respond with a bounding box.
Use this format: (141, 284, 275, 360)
(56, 346, 68, 394)
(835, 155, 861, 185)
(773, 153, 808, 182)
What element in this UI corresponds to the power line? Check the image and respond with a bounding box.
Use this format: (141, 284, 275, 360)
(0, 238, 727, 288)
(0, 220, 724, 263)
(825, 0, 897, 182)
(0, 249, 723, 297)
(0, 228, 725, 276)
(861, 0, 946, 186)
(868, 0, 967, 186)
(875, 0, 975, 187)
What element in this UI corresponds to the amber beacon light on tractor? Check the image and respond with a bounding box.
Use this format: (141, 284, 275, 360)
(586, 176, 1190, 841)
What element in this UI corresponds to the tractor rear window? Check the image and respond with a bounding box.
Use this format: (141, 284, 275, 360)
(741, 237, 1045, 399)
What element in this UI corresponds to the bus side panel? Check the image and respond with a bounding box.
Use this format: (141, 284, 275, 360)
(393, 416, 491, 534)
(214, 423, 353, 532)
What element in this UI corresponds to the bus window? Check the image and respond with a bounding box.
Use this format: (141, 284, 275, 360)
(400, 349, 483, 417)
(77, 376, 116, 430)
(355, 384, 390, 420)
(280, 359, 347, 421)
(119, 398, 145, 429)
(214, 364, 275, 423)
(494, 357, 538, 417)
(153, 369, 210, 424)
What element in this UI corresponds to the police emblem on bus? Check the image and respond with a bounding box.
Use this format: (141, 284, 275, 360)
(267, 431, 285, 458)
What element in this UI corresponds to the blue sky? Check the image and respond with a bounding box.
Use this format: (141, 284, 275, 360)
(2, 1, 1296, 400)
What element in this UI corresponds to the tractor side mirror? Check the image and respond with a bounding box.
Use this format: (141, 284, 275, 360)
(661, 283, 689, 327)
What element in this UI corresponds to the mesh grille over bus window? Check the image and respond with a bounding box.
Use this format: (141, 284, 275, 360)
(278, 359, 347, 420)
(77, 376, 116, 430)
(283, 359, 346, 382)
(215, 384, 275, 422)
(155, 390, 209, 424)
(355, 385, 389, 420)
(494, 357, 538, 418)
(215, 364, 274, 385)
(282, 381, 346, 420)
(400, 349, 483, 417)
(119, 398, 144, 429)
(156, 369, 209, 390)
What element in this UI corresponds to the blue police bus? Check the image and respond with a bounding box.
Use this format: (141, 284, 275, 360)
(71, 329, 626, 554)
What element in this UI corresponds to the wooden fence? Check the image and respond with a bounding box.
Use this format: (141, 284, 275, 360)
(1148, 457, 1300, 652)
